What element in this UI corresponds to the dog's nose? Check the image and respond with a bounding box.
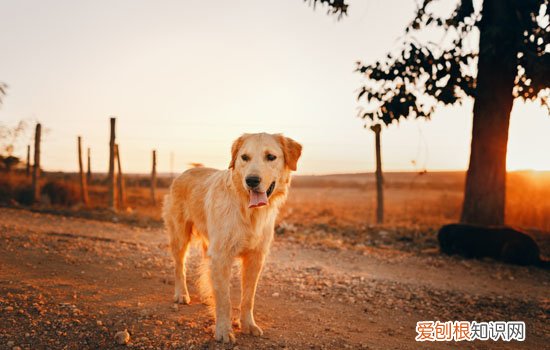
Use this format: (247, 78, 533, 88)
(245, 176, 261, 188)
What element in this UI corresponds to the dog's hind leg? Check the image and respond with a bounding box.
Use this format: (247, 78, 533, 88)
(240, 251, 265, 336)
(170, 220, 192, 304)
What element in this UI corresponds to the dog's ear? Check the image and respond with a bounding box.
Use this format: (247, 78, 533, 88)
(229, 134, 246, 169)
(277, 135, 302, 171)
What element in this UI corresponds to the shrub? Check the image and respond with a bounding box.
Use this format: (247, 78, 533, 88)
(15, 186, 34, 205)
(0, 176, 14, 203)
(41, 180, 80, 207)
(0, 174, 33, 205)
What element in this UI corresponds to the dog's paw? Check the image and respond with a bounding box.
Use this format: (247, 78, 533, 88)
(241, 322, 263, 337)
(232, 318, 241, 328)
(214, 328, 236, 343)
(173, 292, 191, 305)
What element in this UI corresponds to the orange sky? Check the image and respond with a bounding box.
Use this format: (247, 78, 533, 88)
(1, 0, 548, 174)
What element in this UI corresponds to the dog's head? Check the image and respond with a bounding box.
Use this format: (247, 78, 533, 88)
(229, 133, 302, 208)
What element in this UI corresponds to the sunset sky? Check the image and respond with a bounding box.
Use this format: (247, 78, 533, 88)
(1, 0, 549, 174)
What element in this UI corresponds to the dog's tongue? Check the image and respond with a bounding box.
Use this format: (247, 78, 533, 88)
(249, 191, 268, 208)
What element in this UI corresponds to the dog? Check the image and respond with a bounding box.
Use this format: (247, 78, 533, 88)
(438, 223, 547, 267)
(162, 133, 302, 343)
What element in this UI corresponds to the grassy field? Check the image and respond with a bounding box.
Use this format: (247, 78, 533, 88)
(121, 171, 550, 234)
(2, 170, 549, 232)
(287, 171, 550, 231)
(0, 172, 550, 232)
(84, 169, 550, 258)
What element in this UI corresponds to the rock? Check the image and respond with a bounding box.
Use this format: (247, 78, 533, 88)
(7, 341, 14, 347)
(115, 330, 130, 345)
(139, 309, 151, 317)
(272, 292, 280, 297)
(276, 222, 297, 235)
(305, 266, 323, 274)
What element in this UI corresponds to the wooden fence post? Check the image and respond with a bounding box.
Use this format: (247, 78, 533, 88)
(26, 145, 31, 177)
(32, 123, 41, 203)
(78, 136, 89, 206)
(115, 144, 126, 210)
(108, 117, 116, 210)
(370, 124, 384, 224)
(151, 150, 157, 205)
(87, 147, 92, 185)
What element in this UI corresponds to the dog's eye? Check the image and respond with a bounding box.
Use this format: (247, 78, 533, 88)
(266, 154, 277, 161)
(241, 154, 250, 162)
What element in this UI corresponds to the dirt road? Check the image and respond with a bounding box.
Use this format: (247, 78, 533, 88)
(0, 208, 548, 349)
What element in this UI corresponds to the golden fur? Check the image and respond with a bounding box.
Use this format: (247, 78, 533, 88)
(162, 133, 302, 343)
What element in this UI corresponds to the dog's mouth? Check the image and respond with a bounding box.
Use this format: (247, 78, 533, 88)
(266, 181, 275, 197)
(248, 181, 275, 209)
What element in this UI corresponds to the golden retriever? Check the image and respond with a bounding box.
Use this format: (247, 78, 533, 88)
(162, 133, 302, 343)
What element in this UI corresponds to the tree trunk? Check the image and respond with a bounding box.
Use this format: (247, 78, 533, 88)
(460, 0, 521, 226)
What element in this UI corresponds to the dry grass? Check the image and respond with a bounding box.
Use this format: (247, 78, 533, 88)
(506, 171, 550, 231)
(1, 170, 549, 233)
(280, 187, 461, 228)
(0, 173, 33, 205)
(283, 171, 550, 232)
(278, 171, 550, 256)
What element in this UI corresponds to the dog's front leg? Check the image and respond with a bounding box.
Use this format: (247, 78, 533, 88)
(210, 255, 236, 343)
(240, 251, 265, 336)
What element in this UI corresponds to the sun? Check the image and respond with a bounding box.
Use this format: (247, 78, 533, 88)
(506, 102, 550, 171)
(507, 153, 550, 171)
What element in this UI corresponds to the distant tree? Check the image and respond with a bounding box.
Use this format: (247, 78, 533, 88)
(0, 155, 20, 172)
(307, 0, 549, 226)
(0, 82, 6, 106)
(0, 120, 30, 173)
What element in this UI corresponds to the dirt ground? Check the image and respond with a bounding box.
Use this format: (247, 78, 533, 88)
(0, 207, 549, 349)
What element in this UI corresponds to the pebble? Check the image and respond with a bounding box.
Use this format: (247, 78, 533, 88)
(272, 292, 280, 297)
(115, 330, 130, 345)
